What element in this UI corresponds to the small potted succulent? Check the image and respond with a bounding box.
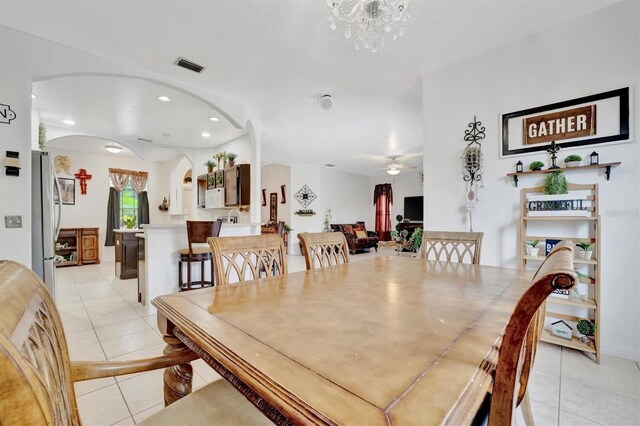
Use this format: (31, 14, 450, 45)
(526, 240, 541, 256)
(204, 159, 216, 173)
(529, 161, 544, 171)
(576, 242, 594, 260)
(227, 152, 237, 167)
(564, 154, 582, 168)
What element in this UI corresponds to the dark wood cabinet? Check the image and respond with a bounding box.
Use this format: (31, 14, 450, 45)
(137, 235, 145, 303)
(115, 231, 139, 279)
(55, 227, 100, 267)
(224, 164, 250, 206)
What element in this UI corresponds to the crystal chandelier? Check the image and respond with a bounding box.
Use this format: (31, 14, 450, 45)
(327, 0, 414, 52)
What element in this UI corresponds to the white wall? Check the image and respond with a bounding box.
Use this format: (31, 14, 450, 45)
(261, 164, 291, 225)
(368, 171, 423, 231)
(48, 147, 180, 260)
(289, 166, 371, 254)
(422, 1, 639, 360)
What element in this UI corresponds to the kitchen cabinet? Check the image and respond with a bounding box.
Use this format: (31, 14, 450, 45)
(55, 227, 100, 267)
(115, 230, 139, 279)
(224, 164, 250, 206)
(80, 228, 100, 264)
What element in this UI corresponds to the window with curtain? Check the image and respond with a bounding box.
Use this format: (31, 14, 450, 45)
(374, 183, 393, 241)
(119, 179, 138, 228)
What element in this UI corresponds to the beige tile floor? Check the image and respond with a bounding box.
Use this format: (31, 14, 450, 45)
(55, 252, 640, 426)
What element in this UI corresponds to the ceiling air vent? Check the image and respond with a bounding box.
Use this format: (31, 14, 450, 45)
(175, 57, 205, 74)
(137, 137, 153, 143)
(325, 164, 336, 167)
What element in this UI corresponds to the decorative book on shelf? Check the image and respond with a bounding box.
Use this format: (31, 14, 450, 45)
(520, 183, 601, 363)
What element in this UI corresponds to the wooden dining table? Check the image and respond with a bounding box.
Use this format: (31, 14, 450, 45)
(153, 255, 535, 425)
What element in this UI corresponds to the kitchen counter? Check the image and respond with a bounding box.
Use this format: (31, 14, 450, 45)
(138, 222, 261, 314)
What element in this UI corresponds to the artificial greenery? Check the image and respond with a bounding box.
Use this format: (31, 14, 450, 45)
(576, 319, 596, 337)
(227, 152, 237, 161)
(38, 123, 47, 151)
(204, 160, 216, 171)
(122, 216, 137, 229)
(564, 154, 582, 163)
(529, 161, 544, 171)
(576, 242, 593, 251)
(526, 240, 540, 248)
(543, 171, 568, 195)
(409, 227, 423, 252)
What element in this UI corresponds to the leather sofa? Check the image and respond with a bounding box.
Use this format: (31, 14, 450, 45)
(330, 222, 379, 254)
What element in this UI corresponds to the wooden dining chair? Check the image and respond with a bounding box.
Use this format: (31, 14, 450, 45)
(485, 241, 576, 426)
(177, 220, 222, 291)
(207, 234, 287, 285)
(297, 232, 350, 270)
(419, 230, 484, 264)
(0, 260, 269, 425)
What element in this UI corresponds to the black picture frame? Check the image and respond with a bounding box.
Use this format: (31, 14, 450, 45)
(501, 87, 630, 157)
(55, 178, 76, 205)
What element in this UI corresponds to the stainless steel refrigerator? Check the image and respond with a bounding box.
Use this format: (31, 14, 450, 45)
(31, 151, 62, 298)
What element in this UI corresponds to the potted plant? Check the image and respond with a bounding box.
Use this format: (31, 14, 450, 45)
(214, 152, 226, 169)
(409, 227, 423, 253)
(526, 240, 541, 256)
(122, 215, 137, 229)
(576, 241, 594, 260)
(227, 152, 237, 167)
(564, 154, 582, 168)
(529, 161, 544, 171)
(543, 171, 568, 195)
(204, 159, 216, 173)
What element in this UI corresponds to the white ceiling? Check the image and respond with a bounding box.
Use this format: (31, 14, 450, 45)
(1, 0, 622, 176)
(33, 76, 246, 150)
(47, 135, 186, 162)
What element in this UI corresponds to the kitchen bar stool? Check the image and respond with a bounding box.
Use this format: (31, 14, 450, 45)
(178, 220, 222, 291)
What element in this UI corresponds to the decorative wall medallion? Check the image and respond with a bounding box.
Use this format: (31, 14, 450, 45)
(0, 104, 16, 124)
(294, 185, 317, 208)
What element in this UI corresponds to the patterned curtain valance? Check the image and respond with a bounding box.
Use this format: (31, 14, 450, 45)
(108, 168, 149, 193)
(373, 183, 393, 205)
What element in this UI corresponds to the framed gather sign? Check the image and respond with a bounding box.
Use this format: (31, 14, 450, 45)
(501, 87, 630, 157)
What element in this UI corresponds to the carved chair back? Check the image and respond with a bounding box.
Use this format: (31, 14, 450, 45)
(186, 220, 222, 256)
(0, 260, 81, 425)
(208, 235, 287, 285)
(419, 231, 483, 264)
(297, 232, 350, 270)
(488, 241, 576, 425)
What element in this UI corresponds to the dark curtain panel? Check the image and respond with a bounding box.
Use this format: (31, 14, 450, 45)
(105, 187, 120, 246)
(138, 191, 150, 226)
(373, 183, 393, 241)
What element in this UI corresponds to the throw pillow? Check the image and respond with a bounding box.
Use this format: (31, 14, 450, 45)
(355, 230, 367, 239)
(355, 222, 367, 233)
(343, 224, 354, 234)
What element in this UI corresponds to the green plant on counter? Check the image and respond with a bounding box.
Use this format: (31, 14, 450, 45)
(122, 216, 137, 229)
(576, 242, 593, 251)
(564, 154, 582, 163)
(529, 161, 544, 171)
(543, 171, 568, 195)
(526, 240, 540, 248)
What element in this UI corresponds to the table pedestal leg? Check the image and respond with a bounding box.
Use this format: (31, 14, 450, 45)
(158, 313, 193, 406)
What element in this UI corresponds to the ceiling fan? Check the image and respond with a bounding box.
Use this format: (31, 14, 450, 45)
(374, 156, 418, 175)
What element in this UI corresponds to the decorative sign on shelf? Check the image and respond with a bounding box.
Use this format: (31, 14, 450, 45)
(545, 239, 562, 255)
(524, 105, 596, 145)
(527, 194, 592, 217)
(501, 87, 630, 157)
(294, 185, 317, 208)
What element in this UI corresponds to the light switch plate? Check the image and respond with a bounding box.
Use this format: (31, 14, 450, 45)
(4, 215, 22, 228)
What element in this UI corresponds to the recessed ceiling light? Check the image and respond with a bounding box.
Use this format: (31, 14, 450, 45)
(208, 116, 220, 122)
(201, 132, 211, 138)
(157, 95, 171, 102)
(62, 119, 76, 125)
(31, 94, 36, 99)
(105, 145, 123, 153)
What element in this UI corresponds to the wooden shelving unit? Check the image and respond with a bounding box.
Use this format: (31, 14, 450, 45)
(507, 162, 620, 187)
(520, 183, 601, 363)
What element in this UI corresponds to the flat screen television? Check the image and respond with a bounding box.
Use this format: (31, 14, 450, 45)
(403, 196, 423, 222)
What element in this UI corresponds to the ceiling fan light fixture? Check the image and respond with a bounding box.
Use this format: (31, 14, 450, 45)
(387, 167, 400, 175)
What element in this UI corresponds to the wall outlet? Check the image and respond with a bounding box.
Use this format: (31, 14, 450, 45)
(4, 215, 22, 228)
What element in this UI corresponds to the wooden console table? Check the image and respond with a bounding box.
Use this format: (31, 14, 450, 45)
(55, 227, 100, 267)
